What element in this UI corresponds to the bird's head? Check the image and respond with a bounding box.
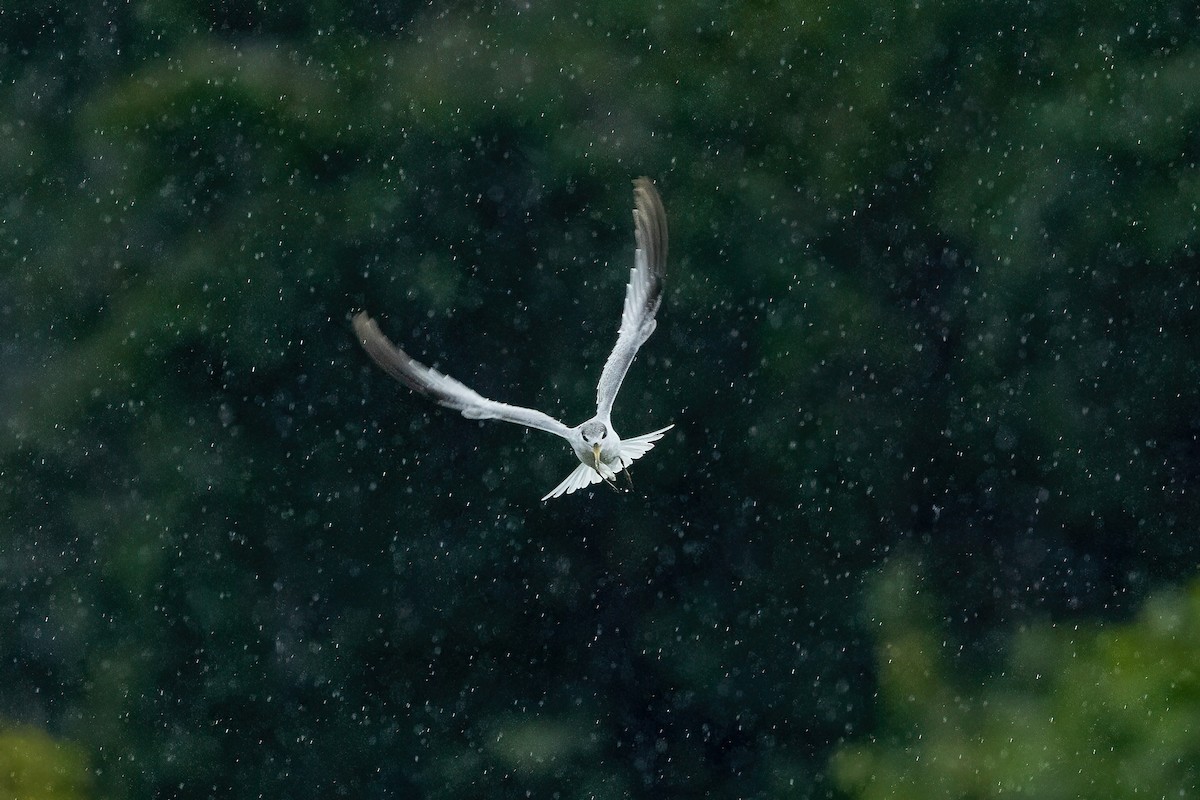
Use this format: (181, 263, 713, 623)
(580, 421, 608, 465)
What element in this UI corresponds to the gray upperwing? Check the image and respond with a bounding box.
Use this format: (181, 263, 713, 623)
(595, 177, 668, 420)
(353, 311, 571, 439)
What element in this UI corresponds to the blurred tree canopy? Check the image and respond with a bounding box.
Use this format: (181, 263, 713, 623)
(0, 725, 89, 800)
(835, 559, 1200, 799)
(1, 0, 1198, 798)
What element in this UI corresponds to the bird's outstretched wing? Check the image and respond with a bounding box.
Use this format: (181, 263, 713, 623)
(595, 177, 668, 420)
(353, 312, 571, 439)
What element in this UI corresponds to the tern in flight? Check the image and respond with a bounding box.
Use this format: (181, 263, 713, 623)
(353, 177, 673, 500)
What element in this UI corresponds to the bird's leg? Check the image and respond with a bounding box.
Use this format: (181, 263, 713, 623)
(622, 465, 635, 492)
(594, 466, 620, 492)
(592, 445, 621, 491)
(593, 459, 620, 492)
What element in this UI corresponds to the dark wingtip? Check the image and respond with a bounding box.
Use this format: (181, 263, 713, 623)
(351, 310, 426, 391)
(351, 310, 374, 341)
(631, 177, 668, 278)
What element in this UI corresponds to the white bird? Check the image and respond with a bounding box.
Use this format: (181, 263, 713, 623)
(353, 177, 673, 500)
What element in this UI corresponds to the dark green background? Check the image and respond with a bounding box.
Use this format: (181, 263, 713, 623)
(2, 1, 1198, 797)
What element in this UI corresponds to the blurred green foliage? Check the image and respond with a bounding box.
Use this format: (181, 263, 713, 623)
(0, 725, 89, 800)
(835, 559, 1200, 799)
(1, 0, 1198, 797)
